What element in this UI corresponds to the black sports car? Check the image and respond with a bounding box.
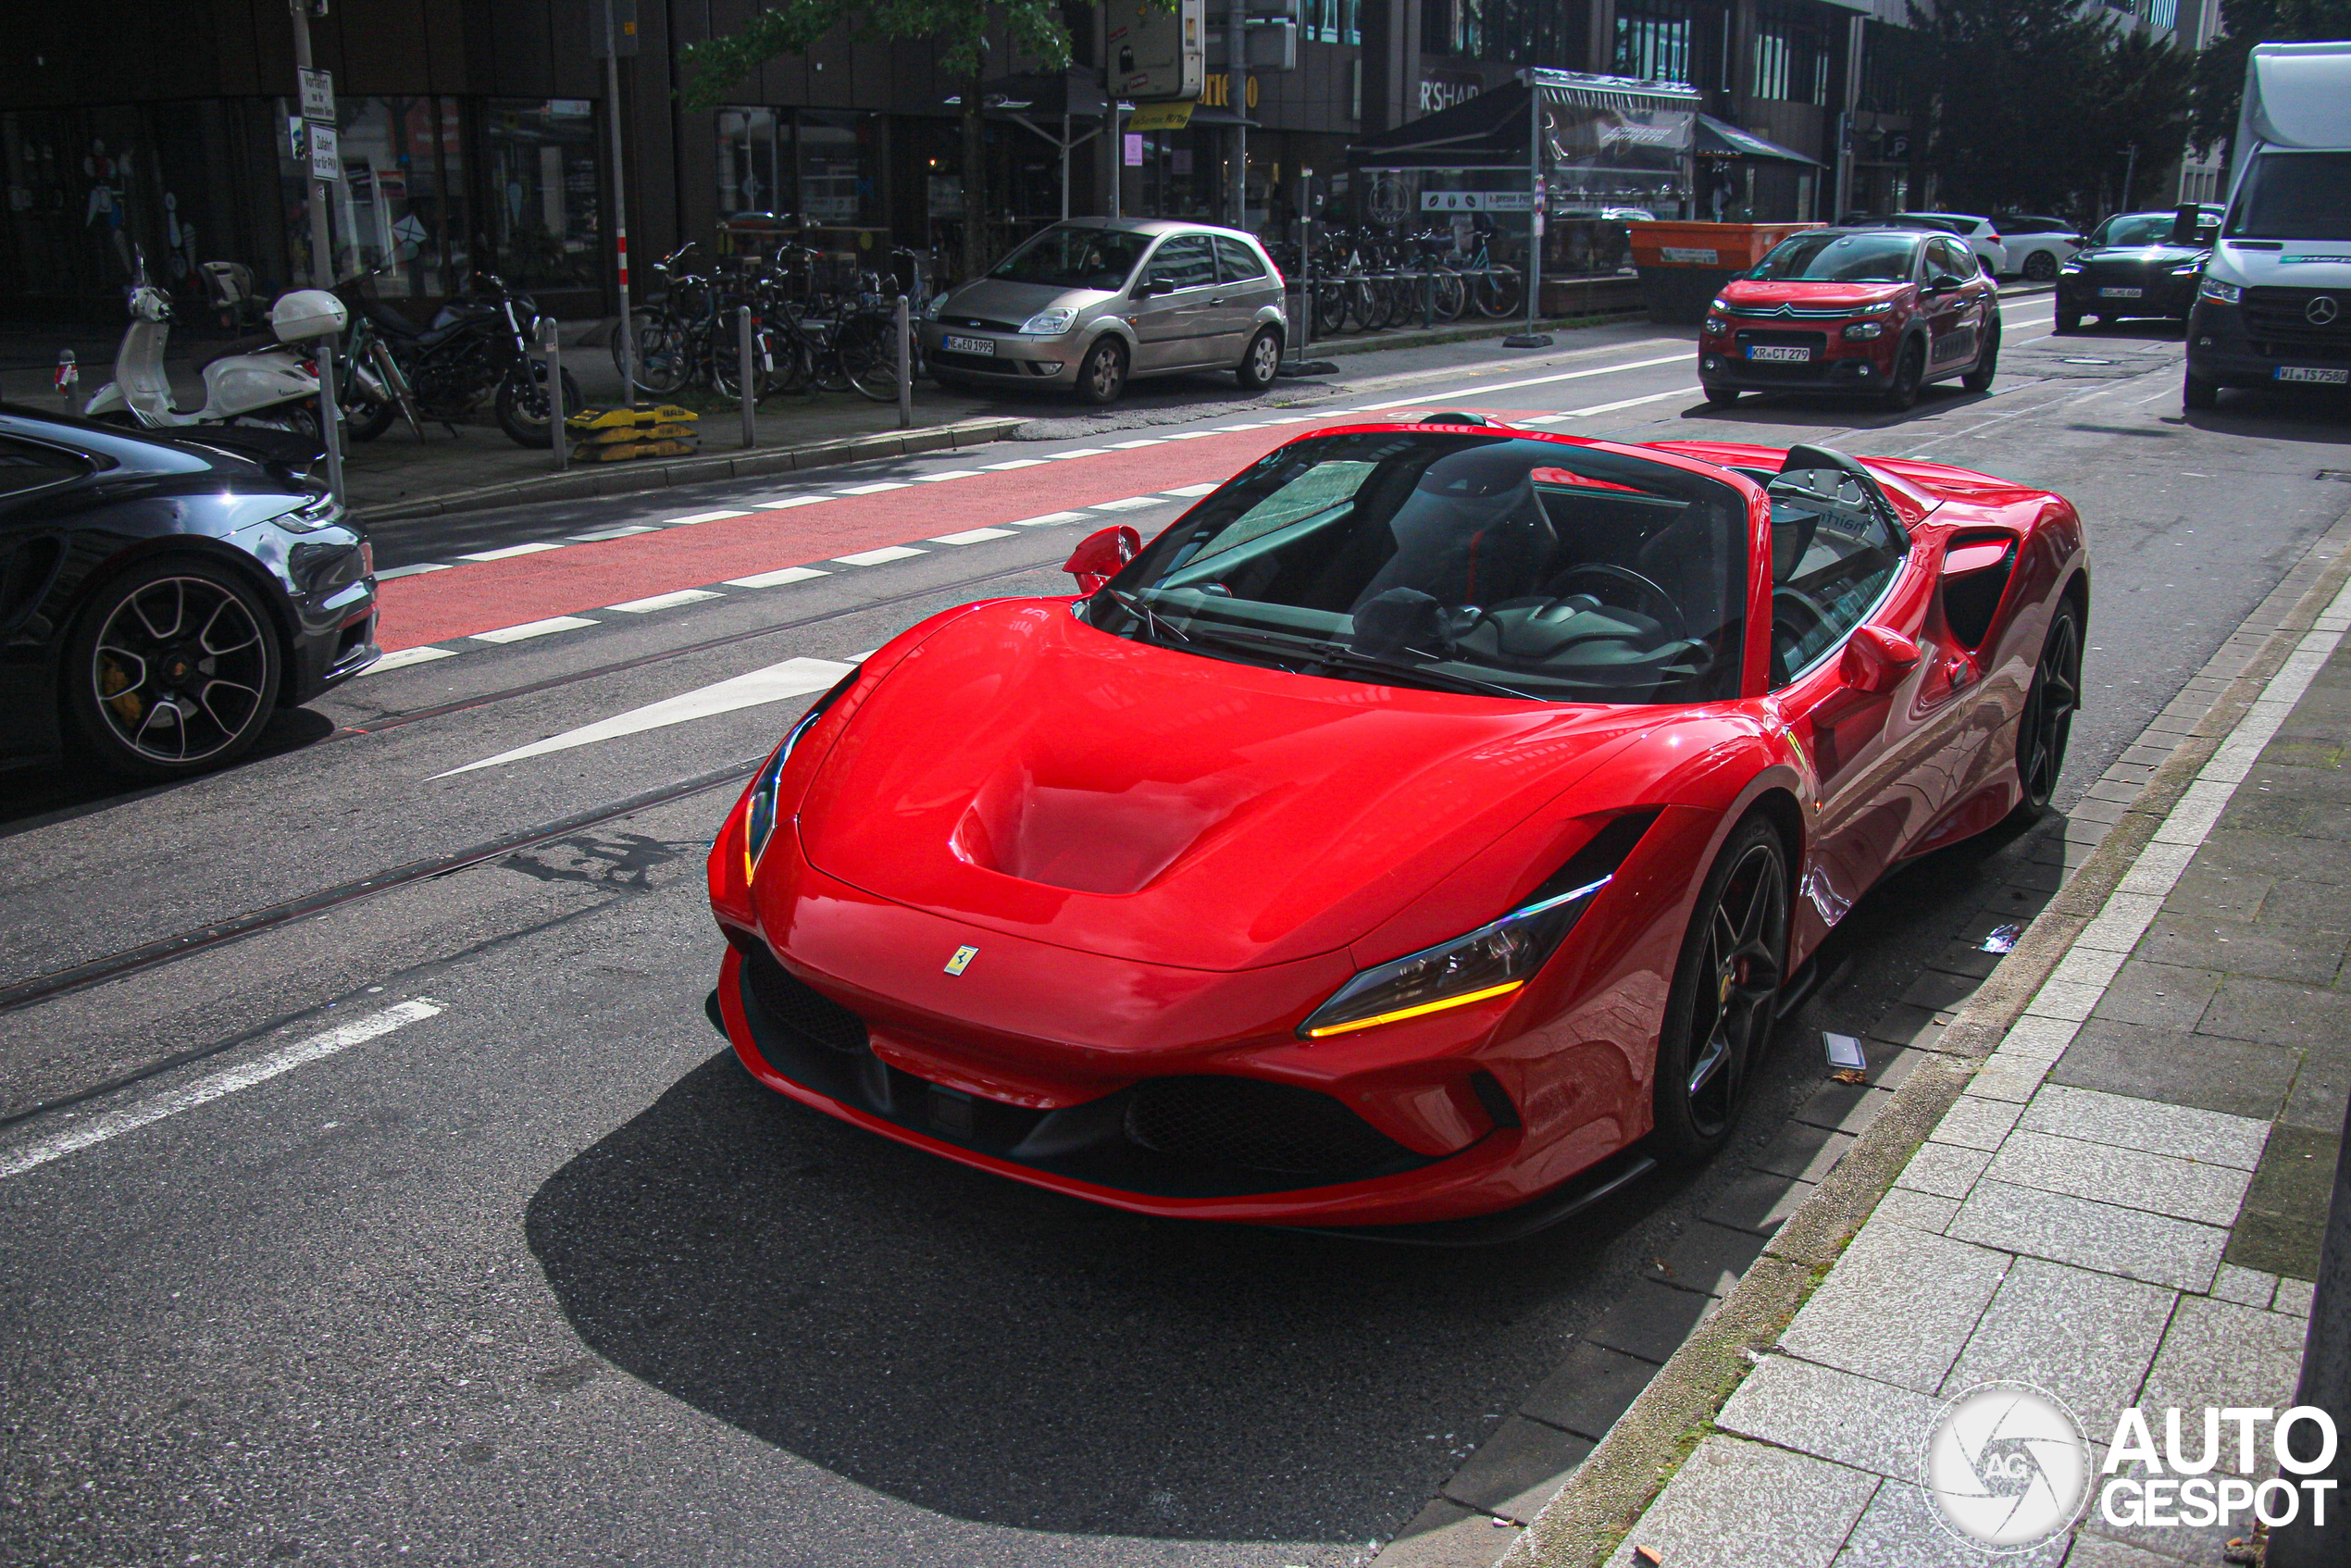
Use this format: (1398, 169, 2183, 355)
(0, 406, 379, 779)
(2057, 207, 2224, 330)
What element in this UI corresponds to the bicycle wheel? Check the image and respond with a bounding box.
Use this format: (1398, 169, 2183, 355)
(835, 315, 902, 403)
(709, 325, 777, 402)
(617, 309, 690, 393)
(1312, 280, 1349, 337)
(1432, 270, 1469, 322)
(1474, 266, 1524, 319)
(766, 330, 815, 395)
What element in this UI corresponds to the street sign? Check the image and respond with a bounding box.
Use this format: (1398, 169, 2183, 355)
(1422, 191, 1536, 211)
(298, 68, 334, 123)
(590, 0, 640, 58)
(308, 124, 341, 182)
(1127, 100, 1195, 131)
(1106, 0, 1203, 102)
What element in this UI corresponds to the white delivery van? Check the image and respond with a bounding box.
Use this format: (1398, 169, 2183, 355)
(2183, 40, 2351, 409)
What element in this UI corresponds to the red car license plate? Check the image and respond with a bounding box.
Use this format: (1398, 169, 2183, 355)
(1747, 344, 1811, 363)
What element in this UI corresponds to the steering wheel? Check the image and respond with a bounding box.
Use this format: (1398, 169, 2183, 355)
(1544, 565, 1689, 641)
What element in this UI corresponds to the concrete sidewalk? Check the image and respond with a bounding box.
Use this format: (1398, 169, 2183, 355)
(1481, 514, 2351, 1568)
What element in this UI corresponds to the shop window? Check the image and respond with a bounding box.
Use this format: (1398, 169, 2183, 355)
(481, 99, 601, 293)
(1614, 0, 1697, 86)
(800, 110, 878, 229)
(1754, 5, 1834, 105)
(327, 97, 466, 297)
(717, 107, 794, 221)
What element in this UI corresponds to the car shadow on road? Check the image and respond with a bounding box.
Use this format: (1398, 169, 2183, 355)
(0, 707, 336, 839)
(522, 1047, 1688, 1543)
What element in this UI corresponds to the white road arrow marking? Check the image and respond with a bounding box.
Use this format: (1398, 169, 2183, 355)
(432, 656, 856, 777)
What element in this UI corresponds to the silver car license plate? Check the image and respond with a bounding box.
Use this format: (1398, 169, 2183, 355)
(1747, 344, 1811, 362)
(2098, 287, 2143, 298)
(942, 335, 996, 355)
(2277, 366, 2350, 384)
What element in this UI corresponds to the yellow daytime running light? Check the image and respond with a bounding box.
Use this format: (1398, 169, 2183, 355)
(1301, 979, 1526, 1038)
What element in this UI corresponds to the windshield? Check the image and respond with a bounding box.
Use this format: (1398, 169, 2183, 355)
(1749, 233, 1920, 282)
(1085, 432, 1751, 704)
(989, 227, 1151, 291)
(2093, 213, 2186, 248)
(2225, 152, 2351, 243)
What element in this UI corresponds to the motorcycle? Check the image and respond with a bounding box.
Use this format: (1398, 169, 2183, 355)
(355, 267, 580, 448)
(83, 251, 333, 439)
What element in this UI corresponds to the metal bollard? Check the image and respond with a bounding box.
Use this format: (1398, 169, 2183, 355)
(316, 341, 346, 508)
(895, 294, 913, 430)
(541, 317, 567, 472)
(55, 349, 78, 413)
(738, 305, 756, 450)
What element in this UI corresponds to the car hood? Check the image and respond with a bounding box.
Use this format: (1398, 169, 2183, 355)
(940, 277, 1114, 324)
(1719, 280, 1909, 309)
(796, 601, 1656, 972)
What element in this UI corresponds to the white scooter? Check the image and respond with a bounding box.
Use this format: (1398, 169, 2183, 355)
(83, 258, 344, 439)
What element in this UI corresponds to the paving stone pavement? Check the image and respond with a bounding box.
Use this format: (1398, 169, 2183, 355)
(1513, 562, 2351, 1568)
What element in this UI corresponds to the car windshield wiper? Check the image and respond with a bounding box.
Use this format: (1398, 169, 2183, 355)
(1098, 588, 1194, 646)
(1167, 619, 1541, 700)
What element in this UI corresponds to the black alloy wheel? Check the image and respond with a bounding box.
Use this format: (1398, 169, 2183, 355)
(2022, 250, 2059, 282)
(1650, 815, 1789, 1162)
(2010, 599, 2083, 820)
(1884, 336, 1927, 411)
(1077, 337, 1128, 406)
(1962, 321, 2000, 393)
(66, 558, 283, 780)
(1237, 328, 1282, 392)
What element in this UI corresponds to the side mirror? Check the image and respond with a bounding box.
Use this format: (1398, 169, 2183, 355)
(1928, 272, 1965, 293)
(1133, 275, 1173, 299)
(1063, 524, 1140, 596)
(1837, 624, 1922, 694)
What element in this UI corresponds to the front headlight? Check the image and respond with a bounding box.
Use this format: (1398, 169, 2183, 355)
(1020, 308, 1077, 336)
(743, 667, 860, 873)
(1703, 315, 1727, 333)
(2059, 259, 2083, 274)
(1853, 300, 1896, 315)
(271, 493, 342, 532)
(1299, 877, 1612, 1039)
(1843, 321, 1885, 341)
(1710, 296, 1731, 312)
(2171, 260, 2206, 277)
(921, 292, 949, 320)
(2199, 276, 2241, 304)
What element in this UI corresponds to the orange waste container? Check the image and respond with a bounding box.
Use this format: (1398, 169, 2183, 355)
(1625, 221, 1825, 323)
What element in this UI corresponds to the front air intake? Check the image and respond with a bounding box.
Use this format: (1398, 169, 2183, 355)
(1124, 1076, 1416, 1180)
(735, 936, 870, 1054)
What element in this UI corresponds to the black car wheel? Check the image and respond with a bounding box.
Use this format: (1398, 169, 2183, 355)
(1076, 338, 1128, 406)
(2184, 368, 2220, 411)
(66, 558, 284, 779)
(2023, 250, 2059, 282)
(2010, 599, 2082, 820)
(1701, 384, 1742, 407)
(2055, 307, 2081, 334)
(1884, 336, 1926, 411)
(1651, 815, 1788, 1162)
(1962, 322, 2000, 393)
(1236, 328, 1282, 392)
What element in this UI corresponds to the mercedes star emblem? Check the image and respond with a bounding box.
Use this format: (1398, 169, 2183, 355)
(2307, 295, 2342, 326)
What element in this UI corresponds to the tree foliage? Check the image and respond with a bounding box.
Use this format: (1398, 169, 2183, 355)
(2191, 0, 2351, 156)
(1905, 0, 2193, 217)
(679, 1, 1076, 280)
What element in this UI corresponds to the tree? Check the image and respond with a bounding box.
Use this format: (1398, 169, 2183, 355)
(680, 0, 1075, 281)
(2191, 0, 2351, 158)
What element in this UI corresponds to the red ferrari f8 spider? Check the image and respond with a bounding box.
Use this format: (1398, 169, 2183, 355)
(706, 417, 2087, 1237)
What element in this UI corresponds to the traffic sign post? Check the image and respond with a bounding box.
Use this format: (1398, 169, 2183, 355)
(592, 0, 641, 407)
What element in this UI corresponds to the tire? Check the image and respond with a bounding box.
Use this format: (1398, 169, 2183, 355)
(1701, 384, 1742, 407)
(2010, 598, 2083, 821)
(616, 310, 690, 394)
(2183, 368, 2220, 411)
(1076, 336, 1127, 406)
(1962, 322, 2000, 393)
(494, 363, 584, 447)
(834, 317, 902, 403)
(2054, 308, 2081, 334)
(1473, 266, 1524, 319)
(1236, 327, 1282, 392)
(1649, 815, 1789, 1163)
(64, 556, 284, 780)
(1431, 272, 1469, 323)
(2022, 250, 2059, 282)
(1883, 336, 1926, 411)
(708, 326, 777, 402)
(342, 388, 398, 442)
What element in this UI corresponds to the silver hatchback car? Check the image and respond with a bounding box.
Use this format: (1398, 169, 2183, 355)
(921, 218, 1288, 405)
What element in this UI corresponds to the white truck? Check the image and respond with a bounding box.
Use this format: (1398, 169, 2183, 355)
(2183, 40, 2351, 409)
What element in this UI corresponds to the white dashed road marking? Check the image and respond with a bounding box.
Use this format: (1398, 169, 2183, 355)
(567, 525, 661, 541)
(458, 541, 566, 562)
(470, 616, 601, 643)
(360, 645, 458, 675)
(662, 509, 753, 526)
(725, 566, 831, 589)
(1009, 511, 1093, 528)
(1089, 494, 1173, 511)
(832, 545, 926, 566)
(930, 528, 1017, 544)
(605, 589, 724, 613)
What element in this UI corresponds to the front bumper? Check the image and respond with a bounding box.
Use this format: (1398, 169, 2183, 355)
(2059, 271, 2197, 317)
(921, 322, 1086, 386)
(1698, 329, 1895, 395)
(2187, 300, 2351, 390)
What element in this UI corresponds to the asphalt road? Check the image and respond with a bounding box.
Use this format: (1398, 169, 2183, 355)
(3, 305, 2347, 1568)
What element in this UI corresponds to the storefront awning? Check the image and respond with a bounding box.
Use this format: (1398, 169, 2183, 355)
(1350, 72, 1701, 169)
(1695, 114, 1821, 165)
(942, 69, 1111, 120)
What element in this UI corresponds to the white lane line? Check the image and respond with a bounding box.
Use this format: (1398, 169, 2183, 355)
(1110, 438, 1168, 448)
(1259, 414, 1325, 424)
(607, 589, 724, 613)
(748, 495, 834, 509)
(1008, 510, 1093, 527)
(1045, 447, 1113, 459)
(375, 563, 453, 580)
(1090, 494, 1173, 511)
(727, 566, 831, 588)
(1209, 424, 1263, 432)
(360, 645, 459, 675)
(1160, 430, 1220, 440)
(985, 458, 1051, 469)
(0, 1002, 443, 1181)
(834, 545, 926, 566)
(1544, 387, 1702, 420)
(930, 527, 1016, 544)
(567, 525, 660, 541)
(434, 657, 856, 777)
(1163, 482, 1218, 496)
(459, 541, 566, 563)
(834, 482, 911, 495)
(470, 615, 601, 644)
(663, 509, 752, 526)
(910, 468, 987, 481)
(1357, 352, 1691, 411)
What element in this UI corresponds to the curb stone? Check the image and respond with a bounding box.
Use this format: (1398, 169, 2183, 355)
(1495, 500, 2351, 1568)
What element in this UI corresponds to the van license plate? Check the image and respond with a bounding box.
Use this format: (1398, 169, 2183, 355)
(942, 336, 996, 355)
(1747, 345, 1811, 362)
(2098, 287, 2143, 298)
(2277, 366, 2350, 384)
